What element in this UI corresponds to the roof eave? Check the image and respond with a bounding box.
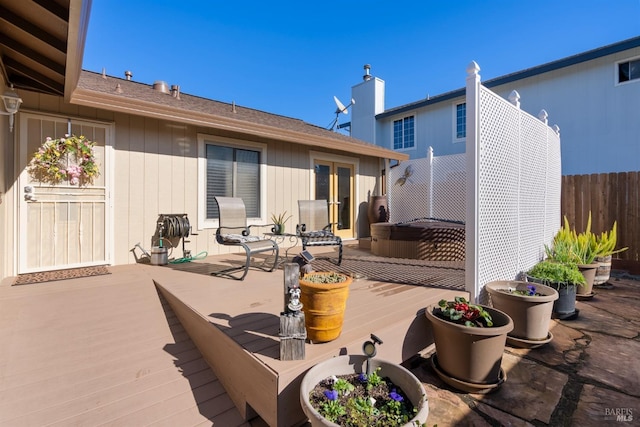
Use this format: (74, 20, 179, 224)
(70, 88, 409, 161)
(64, 0, 92, 102)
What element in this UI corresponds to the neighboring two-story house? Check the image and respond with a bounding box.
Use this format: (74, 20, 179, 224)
(350, 36, 640, 176)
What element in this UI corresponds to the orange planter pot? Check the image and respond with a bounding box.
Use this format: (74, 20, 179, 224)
(299, 273, 352, 343)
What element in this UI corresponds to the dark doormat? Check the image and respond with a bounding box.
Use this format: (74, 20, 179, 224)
(13, 266, 111, 286)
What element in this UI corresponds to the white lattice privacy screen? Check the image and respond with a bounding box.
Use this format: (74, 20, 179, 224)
(465, 61, 561, 303)
(387, 150, 466, 224)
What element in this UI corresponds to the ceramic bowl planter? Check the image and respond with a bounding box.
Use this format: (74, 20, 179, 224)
(485, 280, 558, 348)
(425, 299, 513, 392)
(594, 255, 612, 286)
(300, 355, 429, 427)
(299, 272, 352, 343)
(270, 211, 292, 235)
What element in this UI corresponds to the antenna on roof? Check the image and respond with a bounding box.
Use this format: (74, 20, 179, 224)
(328, 96, 355, 131)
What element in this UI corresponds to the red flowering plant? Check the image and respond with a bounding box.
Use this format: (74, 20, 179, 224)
(433, 296, 494, 327)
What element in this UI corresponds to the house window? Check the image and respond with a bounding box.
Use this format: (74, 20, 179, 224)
(198, 135, 267, 229)
(618, 58, 640, 83)
(455, 103, 466, 140)
(393, 116, 414, 149)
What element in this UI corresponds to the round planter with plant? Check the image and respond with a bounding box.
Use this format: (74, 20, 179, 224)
(485, 280, 558, 348)
(425, 296, 513, 392)
(545, 214, 599, 297)
(299, 272, 352, 343)
(593, 220, 628, 286)
(300, 354, 429, 427)
(526, 260, 585, 319)
(271, 211, 292, 235)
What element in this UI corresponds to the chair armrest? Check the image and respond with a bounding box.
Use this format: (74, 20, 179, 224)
(247, 223, 276, 234)
(216, 226, 250, 236)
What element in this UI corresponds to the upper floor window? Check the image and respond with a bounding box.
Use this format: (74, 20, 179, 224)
(618, 58, 640, 84)
(198, 135, 266, 229)
(393, 116, 415, 149)
(455, 103, 466, 140)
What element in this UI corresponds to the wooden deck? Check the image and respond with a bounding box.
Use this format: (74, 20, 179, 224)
(0, 245, 466, 426)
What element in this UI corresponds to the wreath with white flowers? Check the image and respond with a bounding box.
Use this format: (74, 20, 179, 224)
(28, 134, 100, 185)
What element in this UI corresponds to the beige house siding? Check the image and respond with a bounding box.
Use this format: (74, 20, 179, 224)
(3, 89, 385, 278)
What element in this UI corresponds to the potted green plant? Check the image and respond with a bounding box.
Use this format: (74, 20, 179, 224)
(593, 221, 628, 286)
(271, 211, 292, 235)
(424, 296, 513, 392)
(299, 272, 351, 343)
(485, 280, 558, 348)
(300, 355, 429, 426)
(526, 260, 585, 319)
(545, 214, 599, 296)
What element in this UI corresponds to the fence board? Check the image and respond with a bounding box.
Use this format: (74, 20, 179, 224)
(562, 172, 639, 270)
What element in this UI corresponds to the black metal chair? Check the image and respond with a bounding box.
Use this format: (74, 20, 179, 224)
(296, 200, 343, 265)
(213, 197, 279, 280)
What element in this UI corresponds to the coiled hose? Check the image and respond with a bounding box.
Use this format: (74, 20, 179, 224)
(169, 250, 208, 264)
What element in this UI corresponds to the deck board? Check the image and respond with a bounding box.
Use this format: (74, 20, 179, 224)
(0, 264, 252, 427)
(153, 247, 465, 426)
(0, 245, 465, 426)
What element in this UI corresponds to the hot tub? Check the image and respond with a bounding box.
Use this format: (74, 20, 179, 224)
(370, 220, 465, 261)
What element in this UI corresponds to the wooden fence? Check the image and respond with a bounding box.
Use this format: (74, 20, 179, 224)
(561, 171, 639, 273)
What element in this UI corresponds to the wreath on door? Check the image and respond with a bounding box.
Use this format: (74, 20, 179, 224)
(28, 134, 100, 185)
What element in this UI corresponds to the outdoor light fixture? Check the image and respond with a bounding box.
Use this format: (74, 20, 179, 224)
(362, 334, 383, 375)
(0, 85, 23, 132)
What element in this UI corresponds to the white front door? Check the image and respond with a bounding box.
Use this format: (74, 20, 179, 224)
(17, 114, 111, 273)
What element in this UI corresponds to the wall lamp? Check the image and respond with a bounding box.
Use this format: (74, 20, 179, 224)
(0, 85, 23, 132)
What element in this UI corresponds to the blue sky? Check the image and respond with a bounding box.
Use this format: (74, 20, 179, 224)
(83, 0, 640, 130)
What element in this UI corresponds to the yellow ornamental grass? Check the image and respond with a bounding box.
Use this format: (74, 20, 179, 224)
(595, 221, 628, 257)
(547, 214, 597, 265)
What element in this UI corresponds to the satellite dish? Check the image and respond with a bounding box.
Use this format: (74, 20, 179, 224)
(329, 96, 356, 131)
(334, 96, 355, 114)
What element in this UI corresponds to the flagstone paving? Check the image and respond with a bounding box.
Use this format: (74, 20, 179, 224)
(410, 274, 640, 426)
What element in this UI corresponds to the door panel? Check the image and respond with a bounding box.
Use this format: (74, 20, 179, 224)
(19, 116, 109, 273)
(313, 160, 354, 239)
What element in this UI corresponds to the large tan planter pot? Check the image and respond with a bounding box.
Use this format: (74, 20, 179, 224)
(299, 273, 352, 343)
(425, 304, 513, 385)
(594, 255, 612, 285)
(577, 263, 598, 295)
(300, 355, 429, 427)
(485, 281, 558, 341)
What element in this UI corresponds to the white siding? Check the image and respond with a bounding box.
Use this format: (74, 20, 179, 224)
(2, 90, 384, 278)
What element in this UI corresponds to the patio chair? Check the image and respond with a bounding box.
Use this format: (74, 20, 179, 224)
(296, 200, 343, 265)
(213, 197, 279, 280)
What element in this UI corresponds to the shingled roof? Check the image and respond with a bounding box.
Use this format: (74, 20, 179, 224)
(71, 70, 408, 161)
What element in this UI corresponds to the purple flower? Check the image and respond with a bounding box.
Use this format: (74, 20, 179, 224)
(324, 389, 338, 401)
(358, 373, 368, 383)
(527, 285, 536, 296)
(389, 389, 403, 402)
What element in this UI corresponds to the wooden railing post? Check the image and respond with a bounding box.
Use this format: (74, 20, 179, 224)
(280, 263, 306, 360)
